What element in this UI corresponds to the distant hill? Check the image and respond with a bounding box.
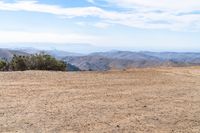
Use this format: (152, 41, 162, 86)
(141, 52, 200, 64)
(66, 63, 81, 71)
(1, 48, 200, 71)
(63, 51, 200, 71)
(0, 48, 29, 60)
(0, 48, 82, 71)
(63, 55, 163, 71)
(14, 48, 83, 59)
(44, 50, 83, 59)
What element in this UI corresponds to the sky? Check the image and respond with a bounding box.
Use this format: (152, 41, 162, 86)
(0, 0, 200, 52)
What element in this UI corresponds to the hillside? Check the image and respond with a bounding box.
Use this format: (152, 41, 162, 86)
(64, 55, 163, 71)
(0, 48, 29, 60)
(1, 49, 200, 71)
(14, 48, 82, 59)
(63, 51, 200, 70)
(0, 49, 81, 71)
(0, 67, 200, 132)
(142, 52, 200, 64)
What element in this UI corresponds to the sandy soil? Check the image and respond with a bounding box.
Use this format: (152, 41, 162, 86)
(0, 67, 200, 133)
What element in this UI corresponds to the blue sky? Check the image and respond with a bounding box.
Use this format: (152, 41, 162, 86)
(0, 0, 200, 52)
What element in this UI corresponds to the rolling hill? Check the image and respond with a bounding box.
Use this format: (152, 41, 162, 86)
(1, 48, 200, 71)
(63, 51, 200, 71)
(0, 48, 29, 60)
(14, 48, 82, 59)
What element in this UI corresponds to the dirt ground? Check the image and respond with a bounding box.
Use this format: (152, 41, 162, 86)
(0, 67, 200, 133)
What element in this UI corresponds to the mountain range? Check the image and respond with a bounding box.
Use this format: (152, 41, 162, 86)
(0, 49, 29, 60)
(0, 48, 200, 71)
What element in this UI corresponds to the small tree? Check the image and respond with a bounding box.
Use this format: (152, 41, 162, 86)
(8, 53, 67, 71)
(0, 60, 7, 71)
(10, 55, 28, 71)
(29, 53, 67, 71)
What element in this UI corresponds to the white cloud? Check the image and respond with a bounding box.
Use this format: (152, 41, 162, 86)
(94, 22, 110, 29)
(0, 1, 104, 17)
(87, 0, 95, 4)
(0, 31, 99, 43)
(107, 0, 200, 11)
(0, 0, 199, 31)
(76, 22, 87, 26)
(76, 21, 110, 29)
(91, 0, 200, 31)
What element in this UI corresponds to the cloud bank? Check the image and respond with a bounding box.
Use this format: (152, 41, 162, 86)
(0, 31, 99, 44)
(0, 0, 199, 31)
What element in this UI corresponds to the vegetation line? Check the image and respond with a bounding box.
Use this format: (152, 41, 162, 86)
(0, 53, 67, 71)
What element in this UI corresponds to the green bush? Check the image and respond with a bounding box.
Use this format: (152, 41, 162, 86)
(0, 60, 7, 71)
(10, 55, 28, 71)
(9, 53, 67, 71)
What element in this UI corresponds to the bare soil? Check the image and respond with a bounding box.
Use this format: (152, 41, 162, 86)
(0, 67, 200, 133)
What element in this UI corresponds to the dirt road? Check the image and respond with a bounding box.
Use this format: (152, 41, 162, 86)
(0, 67, 200, 133)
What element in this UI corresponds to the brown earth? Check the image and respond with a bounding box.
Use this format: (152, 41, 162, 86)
(0, 67, 200, 133)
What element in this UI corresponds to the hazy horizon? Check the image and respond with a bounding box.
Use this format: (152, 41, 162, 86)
(1, 42, 200, 54)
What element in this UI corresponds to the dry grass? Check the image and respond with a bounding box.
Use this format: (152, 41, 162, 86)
(0, 67, 200, 133)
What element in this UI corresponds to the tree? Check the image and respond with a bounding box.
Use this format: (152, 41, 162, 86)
(8, 53, 67, 71)
(29, 53, 67, 71)
(10, 55, 28, 71)
(0, 60, 7, 71)
(0, 53, 67, 71)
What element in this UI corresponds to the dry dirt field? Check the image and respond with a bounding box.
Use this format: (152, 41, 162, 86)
(0, 67, 200, 133)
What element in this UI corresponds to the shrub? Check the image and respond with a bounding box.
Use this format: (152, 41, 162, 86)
(10, 55, 28, 71)
(9, 53, 67, 71)
(0, 60, 7, 71)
